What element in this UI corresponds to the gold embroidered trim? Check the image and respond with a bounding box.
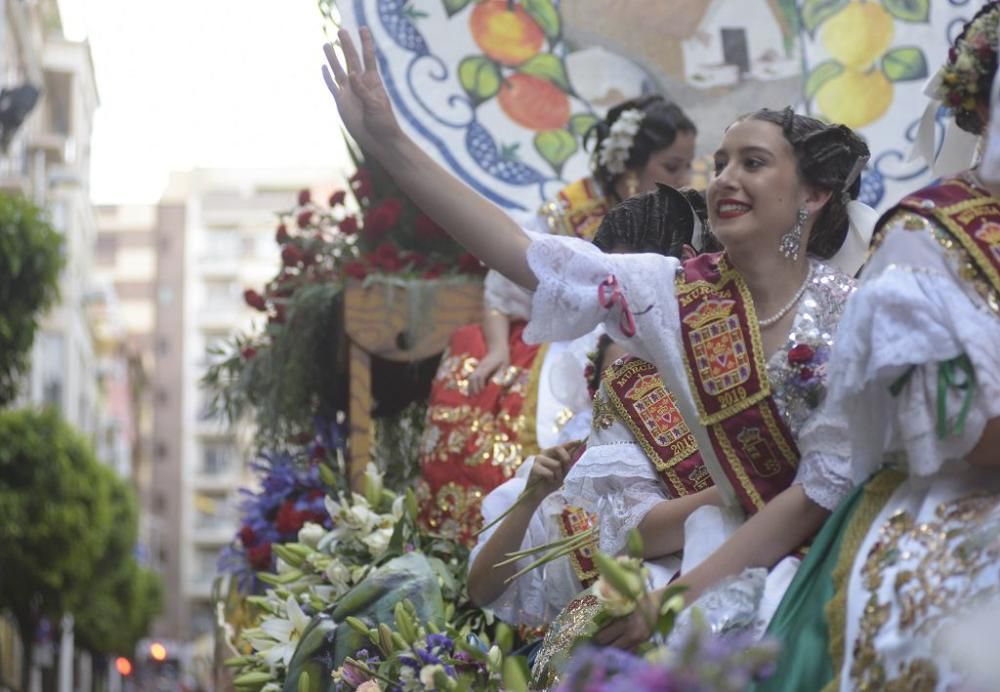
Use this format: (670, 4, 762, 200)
(821, 469, 905, 692)
(518, 343, 549, 459)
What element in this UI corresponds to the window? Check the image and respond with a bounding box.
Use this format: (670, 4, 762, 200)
(202, 227, 242, 260)
(193, 546, 223, 589)
(203, 279, 239, 309)
(200, 442, 237, 476)
(194, 492, 234, 529)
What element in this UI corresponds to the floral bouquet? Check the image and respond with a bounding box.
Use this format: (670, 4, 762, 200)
(217, 422, 344, 585)
(333, 601, 530, 692)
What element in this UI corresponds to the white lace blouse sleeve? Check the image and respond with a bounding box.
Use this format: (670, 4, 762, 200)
(483, 270, 534, 321)
(793, 405, 854, 511)
(821, 218, 1000, 483)
(562, 380, 668, 555)
(523, 232, 681, 362)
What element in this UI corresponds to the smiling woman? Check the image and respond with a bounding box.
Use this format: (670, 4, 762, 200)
(321, 27, 872, 655)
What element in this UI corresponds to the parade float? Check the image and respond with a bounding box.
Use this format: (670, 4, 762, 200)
(207, 1, 973, 689)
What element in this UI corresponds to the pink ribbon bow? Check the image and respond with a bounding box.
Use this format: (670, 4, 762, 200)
(598, 274, 637, 337)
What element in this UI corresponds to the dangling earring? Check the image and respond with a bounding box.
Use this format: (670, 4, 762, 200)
(779, 208, 809, 261)
(624, 172, 639, 198)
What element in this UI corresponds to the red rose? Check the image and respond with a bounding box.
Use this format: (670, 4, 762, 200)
(275, 223, 290, 244)
(238, 524, 256, 547)
(458, 252, 484, 274)
(296, 210, 314, 229)
(422, 264, 445, 279)
(373, 242, 404, 272)
(364, 198, 403, 238)
(276, 500, 306, 534)
(240, 346, 257, 360)
(339, 215, 359, 235)
(281, 244, 304, 267)
(243, 288, 267, 311)
(329, 189, 347, 207)
(350, 168, 373, 199)
(414, 213, 448, 241)
(799, 367, 814, 381)
(247, 542, 272, 570)
(787, 343, 815, 365)
(297, 188, 311, 206)
(343, 261, 369, 281)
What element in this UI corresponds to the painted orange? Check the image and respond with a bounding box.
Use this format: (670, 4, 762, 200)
(470, 0, 545, 67)
(497, 73, 571, 131)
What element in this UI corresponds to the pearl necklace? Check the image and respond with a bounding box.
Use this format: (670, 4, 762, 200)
(758, 264, 813, 328)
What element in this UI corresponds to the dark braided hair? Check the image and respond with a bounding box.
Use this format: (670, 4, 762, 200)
(585, 96, 696, 201)
(743, 108, 870, 259)
(592, 183, 696, 259)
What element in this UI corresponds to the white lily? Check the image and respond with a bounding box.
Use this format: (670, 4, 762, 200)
(362, 527, 394, 559)
(246, 596, 312, 668)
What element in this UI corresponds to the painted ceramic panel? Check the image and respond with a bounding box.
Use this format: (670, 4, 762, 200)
(339, 0, 991, 213)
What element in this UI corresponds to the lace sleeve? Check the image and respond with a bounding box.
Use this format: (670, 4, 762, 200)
(562, 381, 668, 555)
(820, 223, 1000, 483)
(523, 232, 681, 362)
(794, 407, 854, 511)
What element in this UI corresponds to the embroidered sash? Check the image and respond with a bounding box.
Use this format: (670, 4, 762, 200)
(538, 178, 610, 240)
(886, 176, 1000, 305)
(558, 506, 599, 587)
(603, 357, 712, 498)
(675, 253, 800, 516)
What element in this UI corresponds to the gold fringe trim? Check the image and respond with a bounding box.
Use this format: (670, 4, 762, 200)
(821, 469, 905, 692)
(518, 343, 550, 459)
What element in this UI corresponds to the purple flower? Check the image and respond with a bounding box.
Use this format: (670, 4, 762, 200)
(425, 633, 453, 652)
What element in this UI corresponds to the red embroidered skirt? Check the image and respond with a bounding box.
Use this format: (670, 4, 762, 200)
(417, 320, 542, 545)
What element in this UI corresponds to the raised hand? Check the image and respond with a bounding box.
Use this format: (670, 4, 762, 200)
(322, 27, 402, 150)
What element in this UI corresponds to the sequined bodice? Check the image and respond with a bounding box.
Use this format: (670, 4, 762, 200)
(766, 259, 855, 438)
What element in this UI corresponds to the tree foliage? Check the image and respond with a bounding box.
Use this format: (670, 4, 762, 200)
(73, 469, 163, 655)
(0, 193, 64, 407)
(0, 409, 112, 624)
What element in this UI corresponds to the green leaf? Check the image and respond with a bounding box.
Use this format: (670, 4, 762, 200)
(518, 53, 571, 91)
(441, 0, 473, 16)
(523, 0, 560, 40)
(881, 45, 929, 82)
(568, 113, 600, 139)
(800, 0, 849, 36)
(534, 129, 578, 175)
(502, 656, 530, 692)
(458, 55, 502, 104)
(882, 0, 930, 23)
(805, 60, 844, 99)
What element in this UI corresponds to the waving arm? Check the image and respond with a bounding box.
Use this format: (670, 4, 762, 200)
(322, 28, 536, 288)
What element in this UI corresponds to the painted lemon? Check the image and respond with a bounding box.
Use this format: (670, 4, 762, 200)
(821, 1, 895, 70)
(816, 68, 893, 129)
(470, 0, 546, 67)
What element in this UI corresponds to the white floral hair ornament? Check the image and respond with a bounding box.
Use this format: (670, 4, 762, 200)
(597, 108, 646, 175)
